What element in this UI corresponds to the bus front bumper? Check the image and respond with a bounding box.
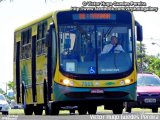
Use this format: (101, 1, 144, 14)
(53, 82, 136, 104)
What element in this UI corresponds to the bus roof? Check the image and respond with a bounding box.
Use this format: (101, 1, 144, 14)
(15, 11, 53, 32)
(15, 10, 133, 32)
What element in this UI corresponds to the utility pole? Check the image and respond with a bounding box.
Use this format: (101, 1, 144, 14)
(6, 82, 7, 94)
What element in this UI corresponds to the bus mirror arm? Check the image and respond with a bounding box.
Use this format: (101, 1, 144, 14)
(135, 21, 143, 42)
(45, 30, 52, 47)
(45, 32, 50, 47)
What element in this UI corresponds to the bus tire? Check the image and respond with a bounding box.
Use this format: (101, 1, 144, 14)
(22, 83, 34, 115)
(22, 83, 25, 105)
(112, 108, 123, 114)
(50, 103, 60, 115)
(78, 106, 87, 115)
(152, 108, 158, 113)
(69, 109, 75, 114)
(34, 105, 43, 115)
(45, 105, 50, 115)
(24, 104, 34, 115)
(125, 107, 132, 113)
(88, 106, 97, 114)
(112, 102, 123, 114)
(43, 80, 49, 115)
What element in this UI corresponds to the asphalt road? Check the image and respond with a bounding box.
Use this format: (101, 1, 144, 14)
(1, 111, 160, 120)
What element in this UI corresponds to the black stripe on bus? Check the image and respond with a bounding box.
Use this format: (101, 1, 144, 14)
(32, 35, 37, 102)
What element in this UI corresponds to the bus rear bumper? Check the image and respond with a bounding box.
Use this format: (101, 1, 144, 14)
(53, 82, 136, 104)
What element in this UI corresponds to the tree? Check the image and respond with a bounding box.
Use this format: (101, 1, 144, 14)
(137, 42, 160, 76)
(6, 81, 15, 100)
(7, 81, 15, 91)
(148, 57, 160, 76)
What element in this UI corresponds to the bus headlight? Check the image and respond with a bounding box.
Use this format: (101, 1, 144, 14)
(120, 80, 125, 85)
(63, 79, 70, 85)
(62, 79, 74, 86)
(125, 79, 131, 84)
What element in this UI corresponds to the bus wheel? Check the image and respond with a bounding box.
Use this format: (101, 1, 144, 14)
(70, 109, 75, 114)
(43, 80, 49, 115)
(24, 104, 34, 115)
(125, 107, 132, 113)
(22, 85, 34, 115)
(112, 102, 123, 114)
(34, 105, 43, 115)
(45, 105, 50, 115)
(112, 108, 123, 114)
(78, 106, 87, 115)
(50, 103, 60, 115)
(152, 108, 158, 113)
(88, 106, 97, 114)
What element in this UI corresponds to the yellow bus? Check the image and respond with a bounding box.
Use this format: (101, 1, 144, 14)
(14, 10, 143, 115)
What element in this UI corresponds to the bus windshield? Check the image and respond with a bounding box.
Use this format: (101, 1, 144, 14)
(59, 24, 132, 75)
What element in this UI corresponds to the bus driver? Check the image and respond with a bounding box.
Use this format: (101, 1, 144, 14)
(100, 36, 124, 55)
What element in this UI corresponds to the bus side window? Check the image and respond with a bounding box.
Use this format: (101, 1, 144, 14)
(42, 39, 46, 53)
(36, 40, 42, 55)
(21, 29, 32, 59)
(42, 21, 47, 38)
(37, 21, 48, 55)
(28, 44, 31, 58)
(37, 24, 42, 40)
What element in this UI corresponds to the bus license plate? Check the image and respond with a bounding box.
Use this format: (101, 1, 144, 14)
(91, 89, 104, 94)
(144, 98, 156, 103)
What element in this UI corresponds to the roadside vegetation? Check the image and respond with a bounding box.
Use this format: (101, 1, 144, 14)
(137, 42, 160, 76)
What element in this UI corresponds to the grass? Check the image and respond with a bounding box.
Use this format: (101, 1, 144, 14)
(9, 109, 24, 115)
(8, 106, 160, 115)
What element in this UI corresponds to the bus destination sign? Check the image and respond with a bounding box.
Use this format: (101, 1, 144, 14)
(72, 13, 116, 20)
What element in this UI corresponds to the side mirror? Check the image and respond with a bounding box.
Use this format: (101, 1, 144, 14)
(135, 21, 143, 41)
(45, 23, 55, 47)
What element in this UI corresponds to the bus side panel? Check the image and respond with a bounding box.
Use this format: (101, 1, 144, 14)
(20, 59, 33, 104)
(36, 55, 47, 104)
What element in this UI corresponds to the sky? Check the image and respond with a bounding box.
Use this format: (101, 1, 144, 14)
(0, 0, 160, 91)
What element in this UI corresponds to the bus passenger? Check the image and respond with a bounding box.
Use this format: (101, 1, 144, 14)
(100, 36, 124, 55)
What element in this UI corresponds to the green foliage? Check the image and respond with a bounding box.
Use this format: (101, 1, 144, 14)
(7, 81, 15, 91)
(137, 42, 160, 76)
(148, 57, 160, 76)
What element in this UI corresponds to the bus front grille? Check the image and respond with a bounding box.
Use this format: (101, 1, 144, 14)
(65, 91, 128, 99)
